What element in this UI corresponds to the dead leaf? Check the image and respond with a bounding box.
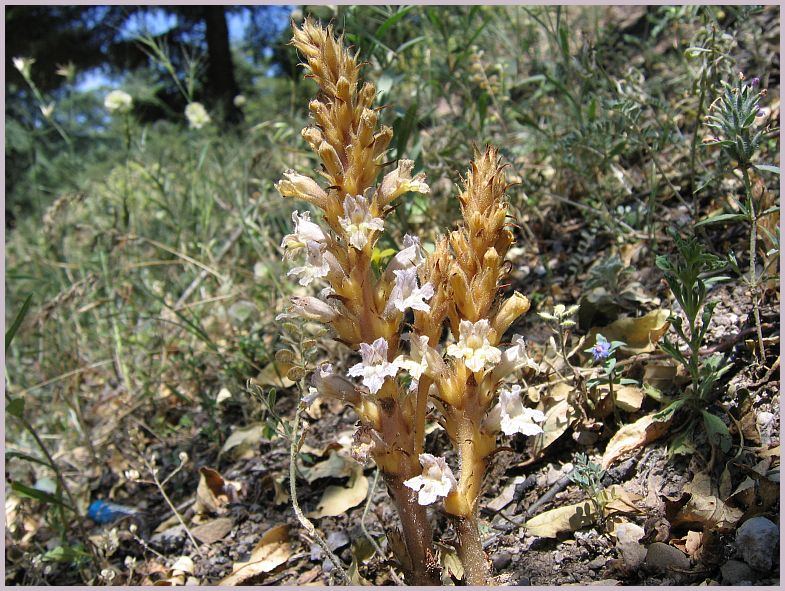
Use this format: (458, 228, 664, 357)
(303, 451, 353, 483)
(531, 390, 577, 456)
(524, 499, 597, 538)
(309, 465, 368, 518)
(255, 361, 295, 389)
(220, 424, 266, 460)
(601, 411, 673, 469)
(440, 545, 464, 581)
(586, 309, 671, 356)
(486, 476, 527, 512)
(643, 362, 677, 390)
(220, 524, 293, 585)
(191, 517, 234, 545)
(193, 467, 240, 518)
(665, 472, 742, 533)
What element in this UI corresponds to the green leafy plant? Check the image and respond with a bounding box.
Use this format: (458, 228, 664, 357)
(655, 230, 732, 455)
(584, 334, 637, 425)
(568, 452, 607, 520)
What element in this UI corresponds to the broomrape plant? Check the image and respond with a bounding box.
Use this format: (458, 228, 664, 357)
(275, 19, 539, 585)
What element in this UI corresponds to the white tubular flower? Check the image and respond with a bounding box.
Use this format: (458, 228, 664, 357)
(396, 334, 448, 390)
(275, 170, 328, 208)
(185, 102, 211, 129)
(347, 337, 400, 394)
(379, 160, 430, 206)
(446, 319, 501, 373)
(384, 234, 425, 280)
(403, 453, 457, 506)
(309, 363, 359, 405)
(289, 296, 337, 322)
(281, 211, 326, 258)
(491, 334, 540, 382)
(485, 385, 545, 436)
(286, 240, 329, 286)
(13, 57, 34, 78)
(385, 267, 434, 316)
(104, 90, 133, 114)
(338, 195, 384, 250)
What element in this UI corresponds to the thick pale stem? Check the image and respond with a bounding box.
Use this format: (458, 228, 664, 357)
(385, 474, 441, 585)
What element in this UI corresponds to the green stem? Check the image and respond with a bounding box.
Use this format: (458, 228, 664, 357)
(741, 165, 766, 361)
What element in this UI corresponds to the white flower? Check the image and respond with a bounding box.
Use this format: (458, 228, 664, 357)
(379, 160, 430, 206)
(13, 57, 34, 78)
(385, 267, 434, 316)
(287, 240, 329, 286)
(485, 385, 545, 436)
(40, 103, 55, 119)
(289, 296, 337, 322)
(347, 337, 400, 394)
(281, 211, 326, 258)
(308, 363, 359, 405)
(338, 195, 384, 250)
(384, 234, 425, 280)
(275, 170, 328, 208)
(185, 102, 211, 129)
(491, 334, 540, 381)
(395, 334, 448, 391)
(233, 94, 246, 108)
(446, 319, 501, 373)
(104, 90, 133, 114)
(404, 453, 457, 506)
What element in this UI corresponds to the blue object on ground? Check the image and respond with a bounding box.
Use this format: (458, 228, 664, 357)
(87, 499, 138, 524)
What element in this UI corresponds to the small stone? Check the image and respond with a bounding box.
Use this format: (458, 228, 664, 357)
(149, 525, 186, 552)
(616, 522, 646, 570)
(721, 560, 756, 585)
(573, 430, 599, 446)
(515, 576, 531, 585)
(588, 556, 606, 570)
(735, 516, 779, 572)
(644, 542, 690, 573)
(492, 551, 512, 571)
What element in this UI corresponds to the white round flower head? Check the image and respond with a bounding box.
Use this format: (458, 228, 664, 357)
(185, 102, 211, 129)
(446, 319, 502, 373)
(403, 453, 457, 506)
(286, 240, 329, 286)
(281, 210, 326, 258)
(385, 267, 434, 316)
(338, 194, 384, 250)
(233, 94, 246, 108)
(347, 337, 400, 394)
(488, 384, 545, 436)
(104, 90, 133, 114)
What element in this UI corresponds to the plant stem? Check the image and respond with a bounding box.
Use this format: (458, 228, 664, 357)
(288, 404, 350, 584)
(455, 514, 491, 585)
(741, 165, 766, 361)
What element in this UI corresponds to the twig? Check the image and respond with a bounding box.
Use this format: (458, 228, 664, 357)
(288, 404, 351, 585)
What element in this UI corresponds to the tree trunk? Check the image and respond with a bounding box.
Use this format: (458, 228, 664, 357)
(203, 6, 242, 125)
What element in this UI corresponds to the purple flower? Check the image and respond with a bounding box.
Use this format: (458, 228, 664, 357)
(591, 339, 611, 361)
(750, 77, 761, 87)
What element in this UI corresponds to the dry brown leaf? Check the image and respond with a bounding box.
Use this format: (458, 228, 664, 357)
(643, 362, 677, 390)
(524, 499, 597, 538)
(440, 545, 465, 580)
(254, 361, 295, 389)
(601, 411, 673, 469)
(486, 476, 527, 512)
(531, 395, 576, 456)
(303, 451, 353, 483)
(308, 465, 368, 518)
(191, 517, 234, 545)
(665, 472, 742, 533)
(220, 524, 293, 585)
(193, 467, 240, 518)
(220, 424, 266, 460)
(586, 309, 671, 356)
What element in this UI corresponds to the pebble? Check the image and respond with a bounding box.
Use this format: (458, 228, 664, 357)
(492, 551, 512, 571)
(735, 516, 779, 572)
(643, 542, 690, 573)
(720, 559, 756, 585)
(587, 556, 606, 570)
(615, 522, 646, 570)
(149, 524, 186, 552)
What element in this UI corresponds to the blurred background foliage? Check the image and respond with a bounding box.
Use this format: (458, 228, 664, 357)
(4, 5, 779, 572)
